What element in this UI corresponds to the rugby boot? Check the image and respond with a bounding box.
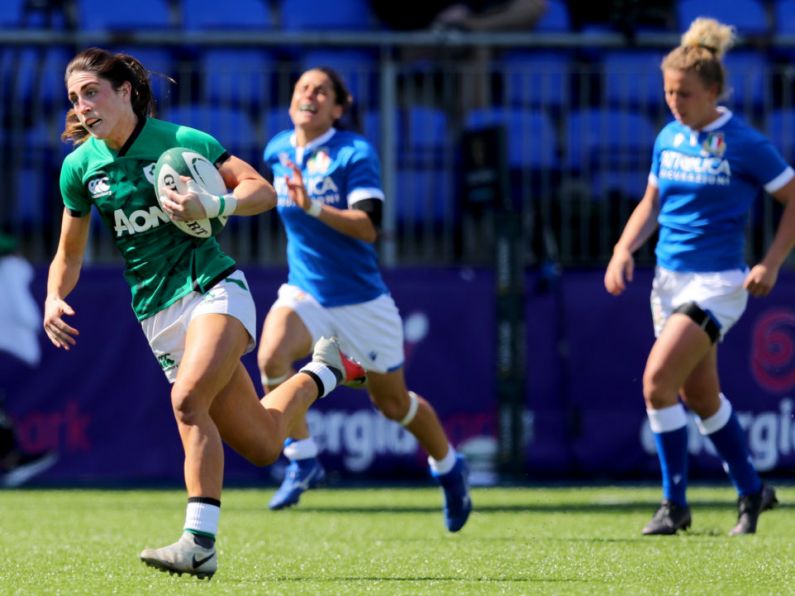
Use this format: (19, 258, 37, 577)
(139, 532, 216, 580)
(642, 500, 692, 535)
(310, 336, 367, 388)
(431, 454, 473, 532)
(268, 457, 326, 510)
(729, 483, 778, 536)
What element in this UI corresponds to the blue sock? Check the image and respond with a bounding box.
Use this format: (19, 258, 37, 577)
(653, 426, 689, 506)
(648, 405, 690, 506)
(700, 397, 761, 497)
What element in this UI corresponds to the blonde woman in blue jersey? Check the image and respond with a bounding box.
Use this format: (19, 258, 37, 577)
(605, 18, 795, 536)
(43, 48, 366, 579)
(257, 67, 471, 532)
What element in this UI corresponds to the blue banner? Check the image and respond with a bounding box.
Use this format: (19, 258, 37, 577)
(5, 266, 795, 485)
(3, 266, 496, 485)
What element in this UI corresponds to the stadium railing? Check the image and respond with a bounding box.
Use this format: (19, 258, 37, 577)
(1, 28, 793, 270)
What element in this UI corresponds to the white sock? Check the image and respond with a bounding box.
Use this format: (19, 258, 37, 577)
(284, 437, 319, 460)
(300, 362, 338, 398)
(428, 445, 457, 475)
(646, 403, 688, 433)
(184, 498, 220, 539)
(696, 394, 732, 435)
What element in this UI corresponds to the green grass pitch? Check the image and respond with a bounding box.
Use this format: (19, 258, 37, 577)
(1, 485, 792, 594)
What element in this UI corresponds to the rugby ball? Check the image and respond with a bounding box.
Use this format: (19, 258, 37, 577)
(154, 147, 228, 238)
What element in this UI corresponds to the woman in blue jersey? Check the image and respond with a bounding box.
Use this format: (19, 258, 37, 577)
(605, 18, 795, 536)
(43, 48, 365, 579)
(257, 67, 471, 532)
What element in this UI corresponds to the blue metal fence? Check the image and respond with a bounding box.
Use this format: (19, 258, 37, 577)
(2, 20, 794, 268)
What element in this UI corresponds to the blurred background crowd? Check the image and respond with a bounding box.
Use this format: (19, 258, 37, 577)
(3, 0, 794, 270)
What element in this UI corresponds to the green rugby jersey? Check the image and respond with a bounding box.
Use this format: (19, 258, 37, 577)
(59, 117, 236, 320)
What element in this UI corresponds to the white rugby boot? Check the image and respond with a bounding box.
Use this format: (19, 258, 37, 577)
(139, 532, 216, 580)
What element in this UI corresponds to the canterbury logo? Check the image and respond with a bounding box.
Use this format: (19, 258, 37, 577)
(87, 176, 111, 198)
(157, 353, 176, 371)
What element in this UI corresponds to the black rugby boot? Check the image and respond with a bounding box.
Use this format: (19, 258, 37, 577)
(729, 484, 778, 536)
(642, 500, 692, 535)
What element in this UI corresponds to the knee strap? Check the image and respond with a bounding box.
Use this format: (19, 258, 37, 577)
(261, 372, 290, 389)
(672, 301, 721, 344)
(399, 391, 419, 427)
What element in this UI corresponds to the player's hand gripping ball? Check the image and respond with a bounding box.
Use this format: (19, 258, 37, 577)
(154, 147, 229, 237)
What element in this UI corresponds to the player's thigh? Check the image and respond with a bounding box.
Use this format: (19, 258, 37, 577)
(259, 284, 327, 365)
(175, 313, 250, 407)
(259, 306, 313, 365)
(644, 313, 713, 396)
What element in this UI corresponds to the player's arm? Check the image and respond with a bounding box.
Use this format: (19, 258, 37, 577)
(217, 154, 276, 216)
(436, 0, 547, 32)
(604, 182, 660, 296)
(163, 154, 276, 221)
(284, 159, 379, 243)
(745, 176, 795, 297)
(310, 198, 379, 243)
(44, 209, 90, 350)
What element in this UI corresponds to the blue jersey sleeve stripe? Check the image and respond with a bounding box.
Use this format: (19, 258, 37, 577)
(349, 188, 385, 205)
(764, 167, 795, 193)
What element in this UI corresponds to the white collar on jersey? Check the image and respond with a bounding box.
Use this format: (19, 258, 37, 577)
(290, 127, 338, 152)
(699, 106, 733, 132)
(290, 127, 337, 164)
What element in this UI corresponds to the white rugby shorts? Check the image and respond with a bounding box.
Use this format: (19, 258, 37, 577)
(270, 283, 404, 373)
(142, 270, 257, 382)
(650, 266, 749, 341)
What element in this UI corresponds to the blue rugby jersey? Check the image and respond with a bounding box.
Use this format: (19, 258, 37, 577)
(649, 108, 794, 272)
(264, 127, 388, 306)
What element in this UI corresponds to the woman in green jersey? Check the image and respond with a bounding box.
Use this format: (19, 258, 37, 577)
(43, 47, 365, 580)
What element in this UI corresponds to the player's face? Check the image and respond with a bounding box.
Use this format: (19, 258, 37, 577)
(66, 71, 136, 149)
(289, 70, 343, 141)
(663, 68, 720, 130)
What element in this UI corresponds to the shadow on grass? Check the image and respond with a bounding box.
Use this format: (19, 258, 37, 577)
(263, 576, 594, 583)
(257, 500, 790, 515)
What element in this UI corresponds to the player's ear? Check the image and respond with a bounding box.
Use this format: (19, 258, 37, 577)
(118, 81, 132, 99)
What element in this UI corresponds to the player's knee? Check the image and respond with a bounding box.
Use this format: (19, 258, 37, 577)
(259, 342, 294, 374)
(261, 361, 293, 391)
(642, 368, 674, 410)
(170, 384, 206, 427)
(372, 389, 415, 423)
(245, 442, 282, 467)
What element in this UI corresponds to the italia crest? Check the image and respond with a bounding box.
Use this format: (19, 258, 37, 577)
(701, 132, 726, 157)
(307, 149, 332, 174)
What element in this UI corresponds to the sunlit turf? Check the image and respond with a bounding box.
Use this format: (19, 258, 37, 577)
(1, 484, 792, 594)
